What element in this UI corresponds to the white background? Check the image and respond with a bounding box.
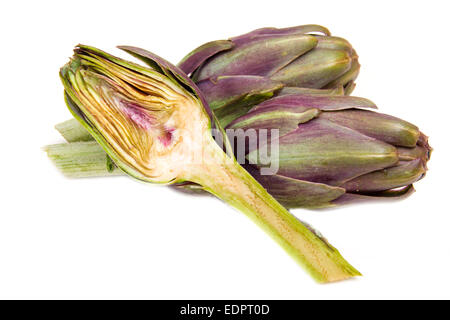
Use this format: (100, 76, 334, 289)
(1, 0, 449, 299)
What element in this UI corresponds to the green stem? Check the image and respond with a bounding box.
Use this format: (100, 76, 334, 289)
(44, 141, 121, 178)
(50, 121, 361, 282)
(189, 140, 361, 283)
(55, 118, 94, 142)
(52, 119, 119, 178)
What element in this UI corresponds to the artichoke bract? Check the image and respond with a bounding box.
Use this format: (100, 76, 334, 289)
(58, 45, 361, 282)
(227, 94, 431, 208)
(178, 25, 360, 127)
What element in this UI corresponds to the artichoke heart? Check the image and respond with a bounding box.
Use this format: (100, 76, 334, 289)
(61, 45, 210, 183)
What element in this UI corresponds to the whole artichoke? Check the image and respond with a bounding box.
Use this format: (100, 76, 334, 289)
(226, 94, 431, 208)
(178, 25, 360, 127)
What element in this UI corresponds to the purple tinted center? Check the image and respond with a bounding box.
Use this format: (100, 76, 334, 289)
(158, 127, 175, 147)
(120, 100, 175, 147)
(121, 101, 154, 130)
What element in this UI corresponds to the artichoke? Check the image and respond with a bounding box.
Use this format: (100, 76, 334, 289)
(226, 94, 431, 208)
(55, 44, 361, 282)
(178, 24, 360, 127)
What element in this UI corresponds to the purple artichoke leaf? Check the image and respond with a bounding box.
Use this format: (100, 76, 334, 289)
(278, 86, 345, 96)
(341, 159, 426, 193)
(248, 118, 398, 186)
(178, 40, 234, 76)
(230, 24, 331, 46)
(325, 60, 360, 90)
(270, 49, 352, 88)
(197, 75, 283, 111)
(320, 109, 421, 148)
(227, 107, 320, 144)
(252, 94, 377, 113)
(244, 165, 345, 208)
(194, 34, 318, 82)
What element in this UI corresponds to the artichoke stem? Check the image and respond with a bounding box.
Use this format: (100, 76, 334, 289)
(55, 118, 94, 143)
(190, 138, 361, 283)
(44, 141, 121, 178)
